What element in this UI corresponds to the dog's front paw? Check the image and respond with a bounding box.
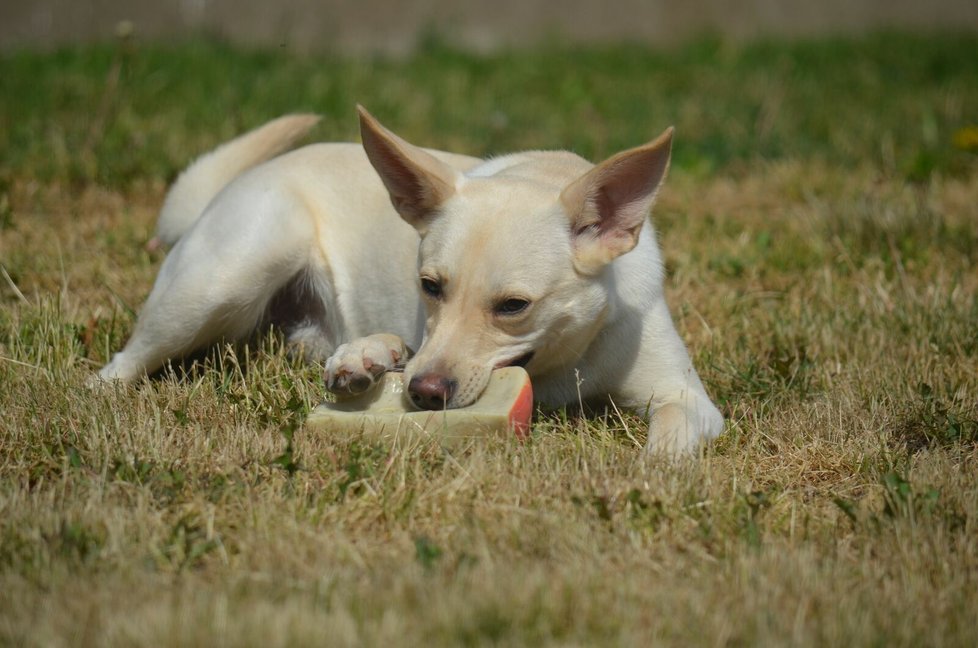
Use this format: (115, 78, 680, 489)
(324, 334, 409, 395)
(645, 397, 724, 458)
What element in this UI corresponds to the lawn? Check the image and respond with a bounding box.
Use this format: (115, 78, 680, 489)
(1, 33, 977, 646)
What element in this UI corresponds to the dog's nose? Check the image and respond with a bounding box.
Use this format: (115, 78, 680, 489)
(408, 373, 457, 410)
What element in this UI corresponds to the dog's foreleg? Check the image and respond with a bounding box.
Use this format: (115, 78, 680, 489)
(619, 300, 724, 457)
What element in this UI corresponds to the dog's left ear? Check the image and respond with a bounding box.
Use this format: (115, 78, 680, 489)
(358, 105, 460, 234)
(560, 127, 673, 275)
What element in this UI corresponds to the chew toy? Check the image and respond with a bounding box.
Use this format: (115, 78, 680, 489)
(306, 367, 533, 443)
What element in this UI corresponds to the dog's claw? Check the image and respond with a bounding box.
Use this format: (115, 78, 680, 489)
(324, 334, 409, 396)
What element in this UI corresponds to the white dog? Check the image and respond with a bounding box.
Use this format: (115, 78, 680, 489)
(98, 107, 724, 455)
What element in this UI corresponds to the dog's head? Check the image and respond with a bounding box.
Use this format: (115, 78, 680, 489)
(358, 106, 672, 410)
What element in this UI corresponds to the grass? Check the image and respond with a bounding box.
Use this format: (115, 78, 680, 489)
(1, 33, 977, 646)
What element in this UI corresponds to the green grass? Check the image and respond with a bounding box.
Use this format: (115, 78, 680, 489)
(1, 33, 977, 646)
(2, 33, 976, 186)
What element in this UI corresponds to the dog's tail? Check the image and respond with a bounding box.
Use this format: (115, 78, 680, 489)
(148, 114, 321, 250)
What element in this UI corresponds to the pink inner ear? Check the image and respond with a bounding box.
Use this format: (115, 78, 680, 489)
(359, 113, 456, 228)
(565, 131, 672, 272)
(595, 186, 624, 233)
(580, 167, 659, 242)
(381, 157, 427, 216)
(600, 151, 668, 227)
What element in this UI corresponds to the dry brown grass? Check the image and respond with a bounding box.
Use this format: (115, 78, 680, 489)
(2, 158, 976, 646)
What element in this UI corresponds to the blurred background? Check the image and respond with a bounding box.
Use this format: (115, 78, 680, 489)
(1, 1, 976, 189)
(4, 0, 978, 54)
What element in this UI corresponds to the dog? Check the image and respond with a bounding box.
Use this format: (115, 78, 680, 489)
(97, 107, 724, 455)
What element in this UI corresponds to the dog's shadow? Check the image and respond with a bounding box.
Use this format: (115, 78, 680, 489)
(148, 327, 309, 387)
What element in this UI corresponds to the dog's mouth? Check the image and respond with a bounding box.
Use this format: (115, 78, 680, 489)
(497, 351, 535, 369)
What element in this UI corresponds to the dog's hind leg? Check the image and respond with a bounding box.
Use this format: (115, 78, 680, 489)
(97, 185, 318, 382)
(270, 267, 342, 362)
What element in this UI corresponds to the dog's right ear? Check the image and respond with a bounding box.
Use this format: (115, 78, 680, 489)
(358, 106, 459, 233)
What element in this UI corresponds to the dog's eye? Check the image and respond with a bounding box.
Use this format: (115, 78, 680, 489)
(420, 277, 442, 299)
(494, 298, 531, 316)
